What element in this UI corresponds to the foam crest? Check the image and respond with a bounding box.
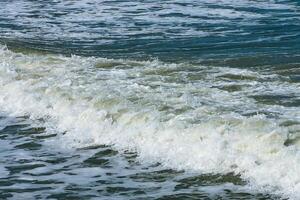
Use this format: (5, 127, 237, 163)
(0, 47, 300, 199)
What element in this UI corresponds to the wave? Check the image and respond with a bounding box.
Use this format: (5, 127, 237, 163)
(0, 46, 300, 199)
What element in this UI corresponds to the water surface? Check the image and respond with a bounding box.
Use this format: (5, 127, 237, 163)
(0, 0, 300, 199)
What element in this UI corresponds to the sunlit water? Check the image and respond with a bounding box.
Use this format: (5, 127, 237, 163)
(0, 0, 300, 199)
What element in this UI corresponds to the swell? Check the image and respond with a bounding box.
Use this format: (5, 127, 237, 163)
(0, 46, 300, 199)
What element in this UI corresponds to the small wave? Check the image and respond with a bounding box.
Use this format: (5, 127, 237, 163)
(0, 46, 300, 199)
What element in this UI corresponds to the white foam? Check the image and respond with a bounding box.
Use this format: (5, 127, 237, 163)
(0, 46, 300, 199)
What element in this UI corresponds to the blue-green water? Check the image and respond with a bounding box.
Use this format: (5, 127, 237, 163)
(1, 0, 300, 61)
(0, 1, 299, 199)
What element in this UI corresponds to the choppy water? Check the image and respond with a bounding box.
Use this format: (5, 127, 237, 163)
(0, 0, 300, 199)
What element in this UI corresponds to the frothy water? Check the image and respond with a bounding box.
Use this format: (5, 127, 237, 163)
(0, 0, 300, 199)
(0, 46, 299, 199)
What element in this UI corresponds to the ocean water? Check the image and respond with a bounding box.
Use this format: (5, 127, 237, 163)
(0, 0, 300, 199)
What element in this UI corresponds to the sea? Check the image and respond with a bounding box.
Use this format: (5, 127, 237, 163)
(0, 0, 300, 199)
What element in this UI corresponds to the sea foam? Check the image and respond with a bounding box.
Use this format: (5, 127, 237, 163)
(0, 46, 300, 199)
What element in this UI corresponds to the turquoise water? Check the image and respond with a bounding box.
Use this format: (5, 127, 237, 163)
(0, 1, 300, 199)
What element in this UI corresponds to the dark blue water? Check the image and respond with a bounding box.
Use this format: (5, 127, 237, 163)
(0, 0, 300, 62)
